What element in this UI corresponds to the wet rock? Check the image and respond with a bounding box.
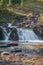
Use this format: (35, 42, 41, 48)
(0, 21, 9, 33)
(0, 27, 5, 40)
(12, 19, 19, 26)
(11, 17, 28, 26)
(33, 24, 43, 40)
(9, 28, 19, 41)
(23, 49, 37, 56)
(22, 48, 43, 56)
(0, 21, 8, 27)
(11, 48, 22, 53)
(36, 48, 43, 55)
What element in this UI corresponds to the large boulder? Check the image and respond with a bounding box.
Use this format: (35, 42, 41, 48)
(9, 28, 19, 41)
(33, 24, 43, 40)
(0, 27, 5, 40)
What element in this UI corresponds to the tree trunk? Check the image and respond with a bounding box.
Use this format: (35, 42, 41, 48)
(9, 0, 12, 5)
(21, 0, 23, 8)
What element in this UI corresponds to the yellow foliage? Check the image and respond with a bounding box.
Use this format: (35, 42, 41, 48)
(39, 13, 43, 22)
(38, 0, 43, 2)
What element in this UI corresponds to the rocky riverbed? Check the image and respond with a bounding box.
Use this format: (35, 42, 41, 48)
(0, 22, 43, 65)
(0, 44, 43, 65)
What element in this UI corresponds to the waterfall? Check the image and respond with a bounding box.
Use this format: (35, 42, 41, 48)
(0, 27, 11, 41)
(0, 27, 5, 40)
(4, 28, 11, 42)
(5, 32, 11, 42)
(0, 26, 39, 42)
(17, 28, 39, 42)
(3, 23, 12, 41)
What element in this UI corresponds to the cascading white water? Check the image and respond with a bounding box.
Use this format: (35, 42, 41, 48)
(0, 26, 39, 42)
(17, 28, 39, 42)
(5, 32, 11, 42)
(2, 27, 11, 42)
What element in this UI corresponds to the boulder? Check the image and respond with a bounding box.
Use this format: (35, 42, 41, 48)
(0, 27, 5, 40)
(33, 24, 43, 40)
(9, 28, 19, 41)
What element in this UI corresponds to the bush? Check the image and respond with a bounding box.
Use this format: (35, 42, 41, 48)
(0, 10, 25, 23)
